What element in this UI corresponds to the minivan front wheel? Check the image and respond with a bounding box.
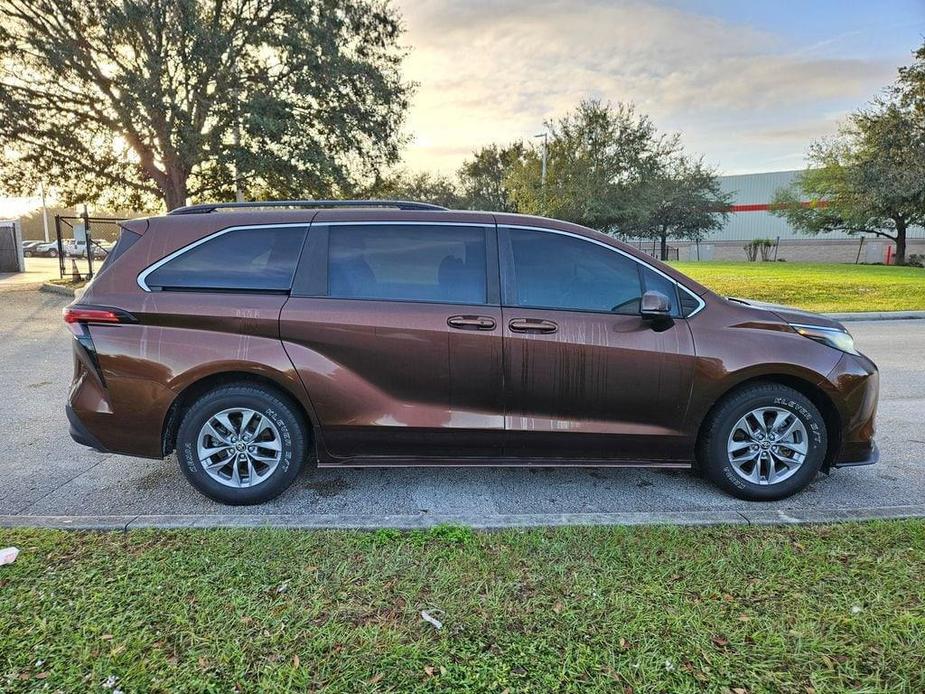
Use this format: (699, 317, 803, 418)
(176, 384, 308, 505)
(699, 383, 827, 501)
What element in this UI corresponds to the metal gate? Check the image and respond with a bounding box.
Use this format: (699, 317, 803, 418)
(53, 209, 124, 280)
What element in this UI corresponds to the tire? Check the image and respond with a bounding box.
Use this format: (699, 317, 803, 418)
(48, 249, 57, 257)
(24, 250, 32, 257)
(176, 383, 308, 505)
(698, 383, 827, 501)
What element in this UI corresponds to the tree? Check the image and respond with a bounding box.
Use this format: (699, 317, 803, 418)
(456, 142, 525, 211)
(772, 44, 925, 265)
(504, 100, 725, 258)
(0, 0, 412, 211)
(896, 42, 925, 124)
(361, 169, 463, 208)
(507, 100, 678, 231)
(620, 155, 730, 260)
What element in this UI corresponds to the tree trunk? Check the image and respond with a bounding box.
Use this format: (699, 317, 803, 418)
(895, 221, 907, 265)
(162, 171, 189, 211)
(660, 232, 668, 261)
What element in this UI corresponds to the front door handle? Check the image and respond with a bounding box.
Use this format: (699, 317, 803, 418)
(447, 315, 496, 331)
(508, 318, 558, 334)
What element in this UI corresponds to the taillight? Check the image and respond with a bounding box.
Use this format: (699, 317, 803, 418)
(63, 305, 136, 335)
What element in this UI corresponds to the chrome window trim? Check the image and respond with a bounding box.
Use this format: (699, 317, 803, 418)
(137, 219, 706, 318)
(136, 223, 309, 292)
(501, 224, 706, 318)
(319, 221, 494, 228)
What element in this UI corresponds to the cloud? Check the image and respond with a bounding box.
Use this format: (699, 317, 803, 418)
(394, 0, 898, 173)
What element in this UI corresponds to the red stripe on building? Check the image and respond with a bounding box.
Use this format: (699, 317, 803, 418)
(730, 201, 828, 213)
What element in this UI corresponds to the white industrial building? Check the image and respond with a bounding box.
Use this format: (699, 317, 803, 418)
(638, 170, 924, 263)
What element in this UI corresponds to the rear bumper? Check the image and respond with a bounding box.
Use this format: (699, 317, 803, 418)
(66, 404, 110, 453)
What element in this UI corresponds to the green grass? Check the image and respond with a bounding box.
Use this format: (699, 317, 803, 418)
(2, 522, 924, 692)
(671, 262, 925, 313)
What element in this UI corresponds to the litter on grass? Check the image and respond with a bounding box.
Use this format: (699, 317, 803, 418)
(420, 610, 443, 630)
(0, 547, 19, 566)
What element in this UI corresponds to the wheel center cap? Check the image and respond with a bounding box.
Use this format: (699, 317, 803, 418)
(760, 441, 771, 450)
(236, 443, 246, 451)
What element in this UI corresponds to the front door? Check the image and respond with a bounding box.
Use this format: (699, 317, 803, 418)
(280, 221, 504, 461)
(500, 226, 696, 461)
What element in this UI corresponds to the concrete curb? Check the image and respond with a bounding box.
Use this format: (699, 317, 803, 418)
(40, 282, 77, 297)
(2, 505, 924, 531)
(825, 310, 925, 322)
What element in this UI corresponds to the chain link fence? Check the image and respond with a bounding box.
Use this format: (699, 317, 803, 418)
(52, 212, 124, 280)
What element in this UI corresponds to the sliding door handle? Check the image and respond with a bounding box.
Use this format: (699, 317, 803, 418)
(508, 318, 558, 334)
(447, 315, 496, 330)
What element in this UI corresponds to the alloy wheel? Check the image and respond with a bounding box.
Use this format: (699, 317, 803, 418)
(726, 406, 808, 485)
(196, 407, 283, 488)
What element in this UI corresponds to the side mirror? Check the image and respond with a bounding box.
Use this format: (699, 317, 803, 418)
(640, 290, 672, 320)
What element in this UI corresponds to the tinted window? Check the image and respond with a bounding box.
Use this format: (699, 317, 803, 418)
(97, 228, 140, 273)
(641, 267, 679, 316)
(328, 225, 487, 304)
(507, 229, 642, 314)
(146, 226, 306, 291)
(679, 289, 702, 317)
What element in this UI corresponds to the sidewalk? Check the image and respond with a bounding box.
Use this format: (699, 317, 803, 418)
(829, 310, 925, 322)
(0, 257, 92, 293)
(0, 266, 60, 291)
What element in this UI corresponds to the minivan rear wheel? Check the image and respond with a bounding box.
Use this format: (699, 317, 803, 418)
(175, 383, 308, 505)
(699, 383, 827, 501)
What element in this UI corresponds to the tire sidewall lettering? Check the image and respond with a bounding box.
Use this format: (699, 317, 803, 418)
(181, 399, 296, 481)
(716, 392, 826, 494)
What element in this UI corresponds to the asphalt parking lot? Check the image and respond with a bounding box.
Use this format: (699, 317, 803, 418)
(1, 290, 923, 527)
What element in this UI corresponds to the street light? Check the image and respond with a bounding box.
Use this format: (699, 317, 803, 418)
(533, 132, 548, 187)
(534, 131, 548, 214)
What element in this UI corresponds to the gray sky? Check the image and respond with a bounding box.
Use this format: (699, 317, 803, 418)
(396, 0, 925, 175)
(3, 0, 923, 217)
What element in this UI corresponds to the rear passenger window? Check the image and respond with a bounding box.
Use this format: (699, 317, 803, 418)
(145, 226, 306, 291)
(328, 225, 487, 304)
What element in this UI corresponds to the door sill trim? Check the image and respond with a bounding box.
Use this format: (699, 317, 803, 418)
(318, 457, 692, 468)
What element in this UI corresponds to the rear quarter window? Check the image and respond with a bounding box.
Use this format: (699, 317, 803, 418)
(144, 226, 307, 292)
(97, 227, 140, 273)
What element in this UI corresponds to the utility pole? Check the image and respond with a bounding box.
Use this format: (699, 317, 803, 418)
(40, 182, 50, 243)
(534, 132, 548, 186)
(233, 81, 245, 202)
(233, 118, 244, 203)
(534, 131, 548, 213)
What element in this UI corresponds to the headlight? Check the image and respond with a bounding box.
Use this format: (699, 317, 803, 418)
(791, 323, 859, 355)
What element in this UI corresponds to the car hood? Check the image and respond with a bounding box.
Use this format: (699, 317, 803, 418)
(727, 297, 847, 332)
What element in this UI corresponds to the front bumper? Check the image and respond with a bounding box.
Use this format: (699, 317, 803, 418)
(832, 441, 879, 468)
(824, 352, 879, 468)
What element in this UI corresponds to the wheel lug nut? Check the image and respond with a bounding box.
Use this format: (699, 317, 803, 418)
(248, 446, 255, 452)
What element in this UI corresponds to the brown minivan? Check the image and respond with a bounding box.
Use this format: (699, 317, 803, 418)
(64, 200, 879, 505)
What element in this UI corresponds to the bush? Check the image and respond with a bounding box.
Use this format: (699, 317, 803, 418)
(907, 254, 924, 268)
(743, 238, 776, 262)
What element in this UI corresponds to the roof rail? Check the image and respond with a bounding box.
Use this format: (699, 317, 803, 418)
(167, 199, 448, 215)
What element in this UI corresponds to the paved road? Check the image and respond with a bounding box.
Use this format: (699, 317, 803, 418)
(1, 290, 923, 525)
